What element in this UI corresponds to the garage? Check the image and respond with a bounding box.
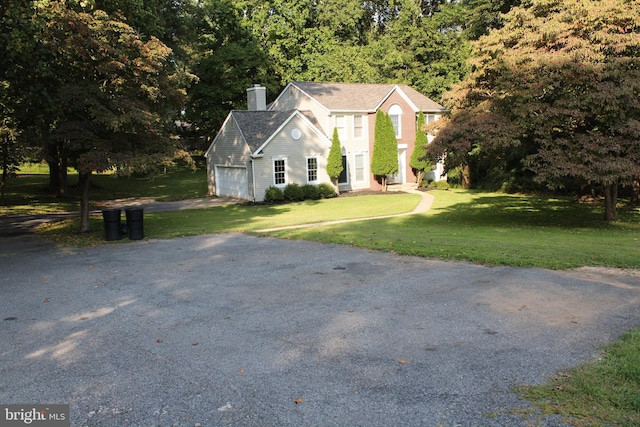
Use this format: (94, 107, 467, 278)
(215, 165, 248, 199)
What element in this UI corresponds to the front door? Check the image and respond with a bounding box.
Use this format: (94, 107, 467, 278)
(388, 148, 406, 184)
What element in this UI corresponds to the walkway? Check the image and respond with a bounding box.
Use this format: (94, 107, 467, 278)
(255, 183, 434, 233)
(0, 184, 433, 237)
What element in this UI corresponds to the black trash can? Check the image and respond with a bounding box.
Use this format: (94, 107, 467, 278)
(102, 208, 122, 241)
(125, 207, 144, 240)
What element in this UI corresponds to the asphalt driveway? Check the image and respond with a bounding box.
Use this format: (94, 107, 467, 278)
(1, 233, 639, 426)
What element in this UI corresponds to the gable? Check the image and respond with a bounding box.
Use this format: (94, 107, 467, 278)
(252, 110, 330, 155)
(231, 110, 297, 153)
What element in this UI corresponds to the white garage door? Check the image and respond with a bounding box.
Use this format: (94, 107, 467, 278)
(215, 166, 248, 199)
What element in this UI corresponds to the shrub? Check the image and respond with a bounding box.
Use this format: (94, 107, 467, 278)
(283, 183, 305, 201)
(317, 183, 337, 199)
(426, 180, 450, 191)
(264, 186, 284, 203)
(301, 184, 321, 200)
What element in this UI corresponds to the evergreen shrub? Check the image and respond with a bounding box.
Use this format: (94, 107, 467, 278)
(283, 183, 305, 201)
(264, 186, 285, 202)
(301, 184, 321, 200)
(317, 183, 337, 199)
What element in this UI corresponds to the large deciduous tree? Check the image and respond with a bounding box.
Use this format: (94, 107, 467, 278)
(429, 0, 640, 221)
(371, 110, 398, 191)
(37, 2, 186, 232)
(186, 0, 271, 137)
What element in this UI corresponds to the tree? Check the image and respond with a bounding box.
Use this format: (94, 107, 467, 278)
(371, 110, 398, 191)
(410, 111, 432, 185)
(186, 0, 272, 136)
(36, 3, 187, 232)
(429, 0, 640, 221)
(326, 128, 344, 194)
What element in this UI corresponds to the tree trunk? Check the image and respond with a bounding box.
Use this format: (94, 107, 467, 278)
(47, 141, 68, 197)
(333, 177, 340, 195)
(631, 177, 639, 206)
(416, 170, 425, 186)
(78, 171, 92, 233)
(1, 135, 8, 205)
(381, 176, 387, 192)
(603, 182, 618, 222)
(462, 164, 472, 189)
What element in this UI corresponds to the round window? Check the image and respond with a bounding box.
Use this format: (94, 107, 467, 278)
(291, 128, 301, 140)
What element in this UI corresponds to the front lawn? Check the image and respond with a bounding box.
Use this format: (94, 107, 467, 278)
(261, 189, 640, 269)
(37, 193, 421, 246)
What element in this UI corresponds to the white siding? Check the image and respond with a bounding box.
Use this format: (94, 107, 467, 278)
(206, 119, 253, 199)
(252, 116, 332, 202)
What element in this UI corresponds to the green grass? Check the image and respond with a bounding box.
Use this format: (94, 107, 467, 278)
(519, 326, 640, 426)
(261, 189, 640, 269)
(1, 161, 208, 216)
(36, 193, 421, 246)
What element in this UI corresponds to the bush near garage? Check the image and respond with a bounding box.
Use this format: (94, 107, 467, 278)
(264, 183, 337, 203)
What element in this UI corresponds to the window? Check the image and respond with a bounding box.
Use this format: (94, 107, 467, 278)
(335, 115, 346, 139)
(338, 155, 348, 184)
(353, 115, 364, 139)
(273, 158, 286, 186)
(355, 153, 365, 182)
(425, 114, 439, 124)
(307, 157, 318, 183)
(388, 104, 403, 138)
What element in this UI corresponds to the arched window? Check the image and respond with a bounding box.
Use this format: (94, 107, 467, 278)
(388, 104, 403, 138)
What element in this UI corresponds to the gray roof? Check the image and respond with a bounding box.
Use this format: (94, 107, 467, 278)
(231, 110, 324, 153)
(289, 81, 446, 112)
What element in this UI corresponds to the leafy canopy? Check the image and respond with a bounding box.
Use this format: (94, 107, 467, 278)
(428, 0, 640, 220)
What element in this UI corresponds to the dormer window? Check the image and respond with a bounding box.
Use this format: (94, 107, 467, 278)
(388, 104, 402, 138)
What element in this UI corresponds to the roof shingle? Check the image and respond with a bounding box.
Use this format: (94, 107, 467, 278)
(289, 81, 446, 112)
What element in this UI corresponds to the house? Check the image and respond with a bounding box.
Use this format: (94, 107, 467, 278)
(205, 82, 446, 201)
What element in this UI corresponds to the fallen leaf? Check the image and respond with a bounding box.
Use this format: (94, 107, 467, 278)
(238, 369, 245, 374)
(156, 339, 163, 343)
(43, 298, 49, 303)
(294, 398, 303, 404)
(192, 342, 199, 346)
(398, 359, 407, 365)
(348, 309, 354, 313)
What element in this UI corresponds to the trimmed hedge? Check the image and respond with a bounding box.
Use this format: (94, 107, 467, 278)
(264, 183, 337, 203)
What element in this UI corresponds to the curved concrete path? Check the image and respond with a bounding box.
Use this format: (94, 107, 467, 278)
(255, 185, 434, 233)
(0, 186, 432, 236)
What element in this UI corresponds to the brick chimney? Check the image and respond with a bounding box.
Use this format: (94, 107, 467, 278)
(247, 84, 266, 111)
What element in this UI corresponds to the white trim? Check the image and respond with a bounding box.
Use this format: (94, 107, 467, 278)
(353, 152, 367, 183)
(270, 83, 331, 115)
(334, 114, 346, 140)
(373, 85, 420, 112)
(214, 164, 249, 199)
(205, 112, 239, 158)
(253, 111, 331, 155)
(389, 104, 403, 139)
(353, 114, 365, 139)
(305, 155, 320, 184)
(272, 156, 288, 187)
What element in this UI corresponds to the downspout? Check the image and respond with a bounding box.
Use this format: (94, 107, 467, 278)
(250, 157, 256, 202)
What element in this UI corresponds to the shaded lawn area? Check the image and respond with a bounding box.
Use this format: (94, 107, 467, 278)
(37, 193, 422, 246)
(261, 190, 640, 270)
(1, 163, 208, 216)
